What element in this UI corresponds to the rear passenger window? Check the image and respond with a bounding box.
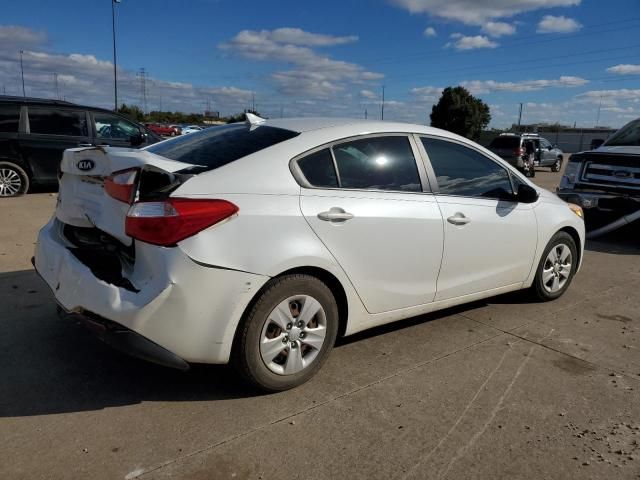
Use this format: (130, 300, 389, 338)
(0, 105, 20, 133)
(332, 136, 421, 192)
(28, 108, 88, 136)
(421, 137, 513, 199)
(297, 149, 338, 188)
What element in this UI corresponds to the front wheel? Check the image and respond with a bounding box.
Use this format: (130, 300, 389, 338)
(551, 157, 562, 172)
(531, 232, 578, 301)
(0, 162, 29, 197)
(233, 274, 339, 391)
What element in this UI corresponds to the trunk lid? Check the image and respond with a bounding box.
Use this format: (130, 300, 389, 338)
(56, 146, 195, 245)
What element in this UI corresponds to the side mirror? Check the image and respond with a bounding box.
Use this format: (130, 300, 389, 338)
(516, 183, 539, 203)
(130, 132, 145, 147)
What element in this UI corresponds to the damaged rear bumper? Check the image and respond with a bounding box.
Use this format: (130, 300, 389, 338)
(34, 218, 270, 365)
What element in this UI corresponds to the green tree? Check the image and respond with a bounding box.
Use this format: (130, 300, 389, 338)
(430, 86, 491, 140)
(117, 103, 145, 123)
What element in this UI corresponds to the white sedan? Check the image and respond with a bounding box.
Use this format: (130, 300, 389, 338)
(34, 115, 585, 391)
(181, 125, 204, 135)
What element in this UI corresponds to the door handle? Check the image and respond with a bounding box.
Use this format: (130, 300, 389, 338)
(77, 143, 93, 147)
(318, 207, 354, 222)
(447, 212, 471, 226)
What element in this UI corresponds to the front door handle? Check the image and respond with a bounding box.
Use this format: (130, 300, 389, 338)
(447, 212, 471, 226)
(318, 207, 354, 222)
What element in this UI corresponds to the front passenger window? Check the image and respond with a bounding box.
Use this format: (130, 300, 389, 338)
(421, 137, 513, 199)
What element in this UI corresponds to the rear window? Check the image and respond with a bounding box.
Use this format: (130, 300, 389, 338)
(604, 119, 640, 146)
(146, 123, 299, 171)
(0, 104, 20, 133)
(28, 107, 88, 136)
(489, 136, 520, 149)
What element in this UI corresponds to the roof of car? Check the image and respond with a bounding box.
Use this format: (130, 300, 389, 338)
(0, 95, 115, 114)
(260, 117, 442, 136)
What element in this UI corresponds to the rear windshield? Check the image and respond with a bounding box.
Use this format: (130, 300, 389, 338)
(146, 123, 299, 171)
(489, 136, 520, 149)
(604, 119, 640, 146)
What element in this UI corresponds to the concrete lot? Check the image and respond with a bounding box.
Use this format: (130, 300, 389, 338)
(1, 165, 639, 480)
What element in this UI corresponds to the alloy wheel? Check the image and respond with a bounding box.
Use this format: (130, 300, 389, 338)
(542, 244, 572, 293)
(259, 295, 327, 375)
(0, 168, 22, 197)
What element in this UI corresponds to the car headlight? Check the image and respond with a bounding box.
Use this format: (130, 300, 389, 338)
(568, 203, 584, 219)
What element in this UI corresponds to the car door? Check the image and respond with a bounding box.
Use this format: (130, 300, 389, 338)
(19, 106, 91, 182)
(92, 111, 145, 148)
(296, 135, 444, 314)
(539, 138, 554, 165)
(418, 136, 538, 301)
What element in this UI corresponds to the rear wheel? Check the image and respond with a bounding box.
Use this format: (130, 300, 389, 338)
(551, 157, 562, 172)
(531, 232, 577, 301)
(233, 274, 339, 391)
(0, 162, 29, 197)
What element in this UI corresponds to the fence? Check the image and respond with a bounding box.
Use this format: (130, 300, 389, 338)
(479, 130, 617, 153)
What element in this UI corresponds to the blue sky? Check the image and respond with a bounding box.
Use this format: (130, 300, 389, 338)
(1, 0, 639, 128)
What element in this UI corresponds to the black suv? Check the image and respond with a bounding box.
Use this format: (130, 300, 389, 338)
(0, 96, 160, 197)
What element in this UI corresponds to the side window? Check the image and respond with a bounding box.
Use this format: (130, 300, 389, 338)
(94, 113, 139, 139)
(540, 138, 551, 149)
(28, 108, 87, 136)
(332, 136, 421, 192)
(0, 105, 20, 133)
(297, 148, 338, 188)
(421, 137, 513, 199)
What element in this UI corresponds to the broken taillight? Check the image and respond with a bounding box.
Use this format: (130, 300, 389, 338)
(105, 168, 139, 204)
(125, 198, 238, 246)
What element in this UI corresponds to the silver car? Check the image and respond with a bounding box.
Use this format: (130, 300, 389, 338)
(489, 133, 564, 172)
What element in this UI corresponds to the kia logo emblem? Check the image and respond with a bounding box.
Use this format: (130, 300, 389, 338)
(77, 159, 95, 172)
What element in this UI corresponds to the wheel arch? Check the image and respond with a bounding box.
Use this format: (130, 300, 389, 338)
(558, 225, 582, 267)
(232, 265, 350, 356)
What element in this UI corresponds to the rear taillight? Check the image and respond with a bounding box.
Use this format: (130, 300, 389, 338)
(514, 147, 524, 156)
(105, 168, 139, 204)
(125, 198, 238, 246)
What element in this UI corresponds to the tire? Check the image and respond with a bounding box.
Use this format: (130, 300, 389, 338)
(531, 232, 578, 301)
(0, 161, 29, 197)
(551, 157, 562, 173)
(233, 274, 339, 392)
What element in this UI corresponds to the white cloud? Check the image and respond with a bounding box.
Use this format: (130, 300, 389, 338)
(360, 89, 378, 99)
(410, 86, 443, 101)
(481, 21, 516, 37)
(0, 26, 254, 115)
(389, 0, 580, 25)
(220, 28, 382, 98)
(606, 64, 640, 75)
(448, 35, 498, 50)
(423, 27, 437, 37)
(576, 89, 640, 105)
(461, 76, 588, 93)
(537, 15, 582, 33)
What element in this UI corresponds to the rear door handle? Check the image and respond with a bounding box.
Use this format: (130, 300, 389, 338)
(318, 207, 354, 222)
(447, 212, 471, 226)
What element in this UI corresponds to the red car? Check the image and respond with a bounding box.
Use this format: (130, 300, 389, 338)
(145, 123, 180, 137)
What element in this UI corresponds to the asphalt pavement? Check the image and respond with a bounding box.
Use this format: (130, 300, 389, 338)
(1, 165, 639, 480)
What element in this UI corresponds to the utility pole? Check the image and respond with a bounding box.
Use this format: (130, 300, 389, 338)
(517, 102, 523, 129)
(381, 85, 385, 120)
(252, 92, 255, 112)
(280, 105, 283, 118)
(595, 95, 603, 127)
(53, 73, 59, 99)
(19, 50, 25, 97)
(137, 68, 148, 114)
(112, 0, 121, 111)
(365, 108, 368, 120)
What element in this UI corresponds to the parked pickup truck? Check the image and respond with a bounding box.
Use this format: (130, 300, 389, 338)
(557, 118, 640, 231)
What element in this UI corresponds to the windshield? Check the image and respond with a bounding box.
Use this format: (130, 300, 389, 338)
(604, 118, 640, 146)
(146, 123, 299, 171)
